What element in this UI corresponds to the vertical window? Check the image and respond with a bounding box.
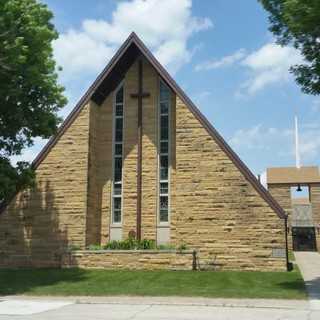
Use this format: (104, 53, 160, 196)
(112, 85, 124, 224)
(158, 81, 170, 223)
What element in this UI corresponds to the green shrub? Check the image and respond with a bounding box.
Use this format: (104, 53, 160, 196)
(119, 238, 136, 250)
(77, 240, 186, 252)
(157, 243, 175, 250)
(104, 240, 120, 250)
(87, 244, 103, 250)
(104, 239, 156, 250)
(137, 239, 156, 250)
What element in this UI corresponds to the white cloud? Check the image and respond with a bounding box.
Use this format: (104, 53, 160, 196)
(229, 124, 289, 151)
(196, 42, 303, 95)
(195, 48, 246, 71)
(240, 43, 303, 95)
(53, 31, 116, 82)
(53, 0, 213, 81)
(229, 122, 320, 164)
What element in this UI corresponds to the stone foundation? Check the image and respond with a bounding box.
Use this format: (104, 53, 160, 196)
(0, 248, 286, 271)
(61, 250, 195, 270)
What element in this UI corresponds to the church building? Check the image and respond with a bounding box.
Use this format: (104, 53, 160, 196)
(0, 33, 288, 271)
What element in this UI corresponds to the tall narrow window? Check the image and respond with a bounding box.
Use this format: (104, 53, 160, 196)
(158, 81, 170, 223)
(112, 85, 124, 224)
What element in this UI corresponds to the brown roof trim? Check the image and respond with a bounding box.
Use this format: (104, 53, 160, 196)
(1, 32, 286, 219)
(267, 166, 320, 184)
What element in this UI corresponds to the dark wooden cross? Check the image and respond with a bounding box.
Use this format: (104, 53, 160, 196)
(130, 59, 150, 241)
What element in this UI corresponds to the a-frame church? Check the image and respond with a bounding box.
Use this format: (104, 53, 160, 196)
(0, 33, 288, 271)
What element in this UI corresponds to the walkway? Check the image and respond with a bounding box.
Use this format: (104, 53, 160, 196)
(0, 296, 318, 320)
(295, 251, 320, 307)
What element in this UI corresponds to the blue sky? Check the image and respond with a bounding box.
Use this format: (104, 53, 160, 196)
(14, 0, 320, 183)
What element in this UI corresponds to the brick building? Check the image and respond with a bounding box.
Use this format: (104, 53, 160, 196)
(0, 33, 288, 271)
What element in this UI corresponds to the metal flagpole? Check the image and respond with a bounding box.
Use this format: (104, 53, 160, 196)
(295, 116, 301, 169)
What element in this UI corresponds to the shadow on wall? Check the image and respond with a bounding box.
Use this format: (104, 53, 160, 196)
(0, 181, 69, 268)
(86, 66, 163, 246)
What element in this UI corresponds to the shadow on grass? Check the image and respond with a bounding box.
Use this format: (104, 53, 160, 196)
(277, 279, 307, 293)
(0, 269, 309, 299)
(0, 268, 87, 296)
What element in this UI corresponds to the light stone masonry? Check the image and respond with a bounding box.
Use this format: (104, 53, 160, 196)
(62, 250, 194, 270)
(0, 58, 287, 270)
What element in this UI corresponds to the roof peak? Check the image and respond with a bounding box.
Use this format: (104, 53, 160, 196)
(0, 32, 286, 219)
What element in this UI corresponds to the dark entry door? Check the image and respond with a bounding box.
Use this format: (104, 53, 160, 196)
(292, 227, 317, 251)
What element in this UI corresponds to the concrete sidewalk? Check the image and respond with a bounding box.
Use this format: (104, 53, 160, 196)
(0, 296, 319, 320)
(295, 251, 320, 302)
(0, 295, 311, 309)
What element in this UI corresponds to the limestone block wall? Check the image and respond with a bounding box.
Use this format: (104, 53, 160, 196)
(310, 185, 320, 251)
(173, 97, 286, 271)
(268, 184, 292, 218)
(86, 96, 113, 245)
(268, 184, 293, 250)
(61, 250, 194, 270)
(141, 59, 159, 240)
(0, 105, 91, 267)
(96, 95, 113, 244)
(122, 61, 138, 238)
(86, 100, 100, 245)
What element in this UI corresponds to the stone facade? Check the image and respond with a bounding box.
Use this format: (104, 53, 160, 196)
(0, 55, 286, 271)
(310, 185, 320, 251)
(0, 105, 91, 267)
(268, 184, 293, 250)
(86, 97, 113, 246)
(268, 184, 293, 218)
(62, 250, 194, 270)
(173, 98, 286, 271)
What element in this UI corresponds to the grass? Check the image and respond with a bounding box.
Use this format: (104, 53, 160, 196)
(0, 268, 306, 299)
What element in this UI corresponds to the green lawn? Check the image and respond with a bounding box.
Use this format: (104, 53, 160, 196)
(0, 268, 306, 299)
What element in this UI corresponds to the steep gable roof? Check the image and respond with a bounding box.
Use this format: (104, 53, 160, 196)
(1, 32, 286, 219)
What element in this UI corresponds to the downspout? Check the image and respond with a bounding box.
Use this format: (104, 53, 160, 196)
(284, 214, 293, 271)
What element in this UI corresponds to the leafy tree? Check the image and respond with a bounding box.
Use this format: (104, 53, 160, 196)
(260, 0, 320, 95)
(0, 0, 66, 205)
